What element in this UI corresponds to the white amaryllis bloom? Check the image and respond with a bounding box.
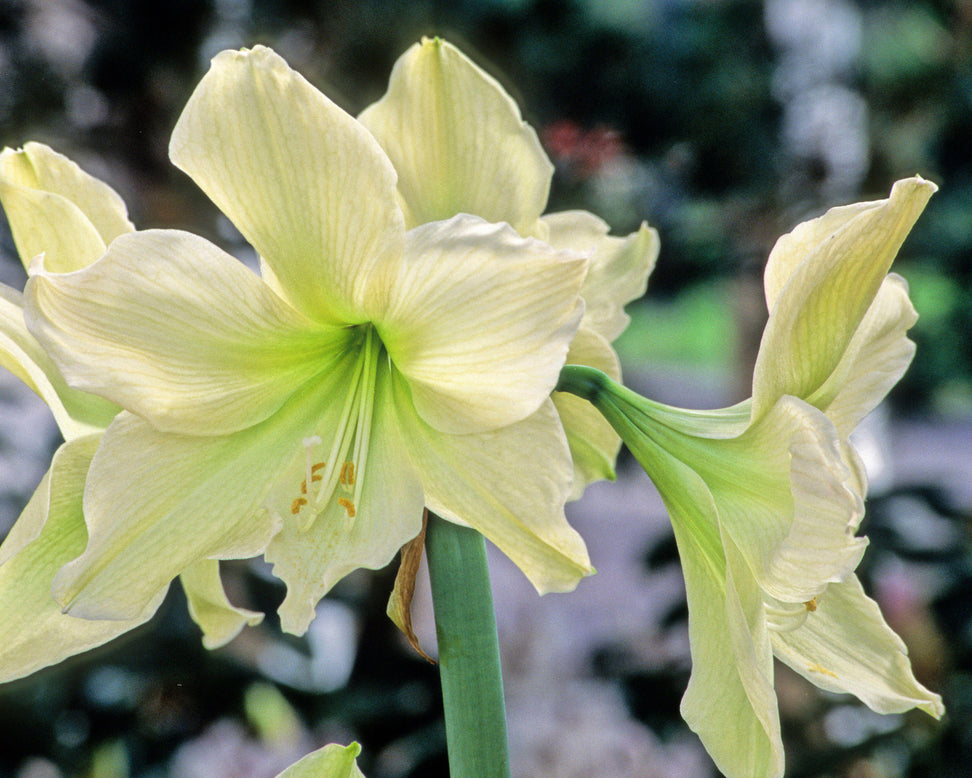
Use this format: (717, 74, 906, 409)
(558, 178, 943, 778)
(0, 143, 262, 682)
(359, 37, 659, 497)
(24, 46, 593, 637)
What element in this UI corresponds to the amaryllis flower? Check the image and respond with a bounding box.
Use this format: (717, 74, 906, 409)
(359, 37, 659, 496)
(557, 177, 943, 777)
(25, 46, 593, 638)
(0, 143, 261, 681)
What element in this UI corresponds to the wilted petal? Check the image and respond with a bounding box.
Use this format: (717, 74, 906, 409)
(0, 142, 133, 273)
(394, 376, 592, 595)
(170, 45, 405, 323)
(772, 575, 944, 718)
(0, 435, 165, 683)
(274, 742, 365, 778)
(377, 216, 586, 434)
(27, 229, 347, 436)
(542, 211, 658, 341)
(180, 559, 263, 649)
(753, 177, 935, 419)
(359, 37, 552, 234)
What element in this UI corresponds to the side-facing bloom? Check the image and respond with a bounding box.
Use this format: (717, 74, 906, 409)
(24, 46, 593, 637)
(0, 143, 262, 681)
(358, 37, 659, 496)
(558, 178, 943, 777)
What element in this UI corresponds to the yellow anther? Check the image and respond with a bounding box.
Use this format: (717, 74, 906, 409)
(301, 461, 326, 494)
(337, 497, 356, 518)
(804, 597, 818, 612)
(291, 497, 307, 515)
(339, 461, 356, 487)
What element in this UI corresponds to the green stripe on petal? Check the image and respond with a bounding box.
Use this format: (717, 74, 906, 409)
(27, 229, 346, 436)
(394, 373, 592, 595)
(169, 45, 405, 325)
(772, 575, 944, 719)
(752, 177, 935, 419)
(180, 559, 263, 650)
(377, 216, 586, 435)
(0, 435, 165, 683)
(359, 37, 552, 235)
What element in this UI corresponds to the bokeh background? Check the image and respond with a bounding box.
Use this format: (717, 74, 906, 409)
(0, 0, 970, 775)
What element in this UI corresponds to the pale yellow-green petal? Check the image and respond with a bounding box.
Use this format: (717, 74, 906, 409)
(274, 743, 365, 778)
(180, 559, 264, 650)
(554, 327, 622, 499)
(169, 45, 405, 324)
(359, 37, 552, 234)
(763, 198, 880, 313)
(707, 397, 865, 605)
(50, 389, 347, 620)
(752, 177, 935, 419)
(658, 455, 783, 778)
(813, 274, 918, 437)
(376, 216, 585, 435)
(27, 229, 347, 436)
(266, 363, 425, 635)
(0, 284, 117, 438)
(542, 211, 658, 341)
(771, 575, 944, 719)
(0, 435, 164, 683)
(394, 375, 592, 594)
(0, 142, 133, 273)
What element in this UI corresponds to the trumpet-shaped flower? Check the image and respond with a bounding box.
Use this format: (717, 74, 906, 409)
(358, 37, 659, 496)
(557, 178, 943, 777)
(24, 46, 593, 637)
(0, 143, 264, 682)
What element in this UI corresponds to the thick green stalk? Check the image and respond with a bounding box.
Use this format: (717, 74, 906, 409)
(426, 514, 511, 777)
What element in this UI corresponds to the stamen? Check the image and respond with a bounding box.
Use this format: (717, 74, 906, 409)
(301, 462, 326, 493)
(291, 497, 307, 515)
(299, 326, 379, 531)
(339, 461, 357, 488)
(303, 436, 322, 501)
(804, 597, 818, 612)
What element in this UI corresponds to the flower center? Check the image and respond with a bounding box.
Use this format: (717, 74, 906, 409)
(289, 325, 381, 530)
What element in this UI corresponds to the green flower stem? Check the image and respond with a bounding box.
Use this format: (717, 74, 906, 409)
(426, 513, 511, 777)
(556, 363, 611, 406)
